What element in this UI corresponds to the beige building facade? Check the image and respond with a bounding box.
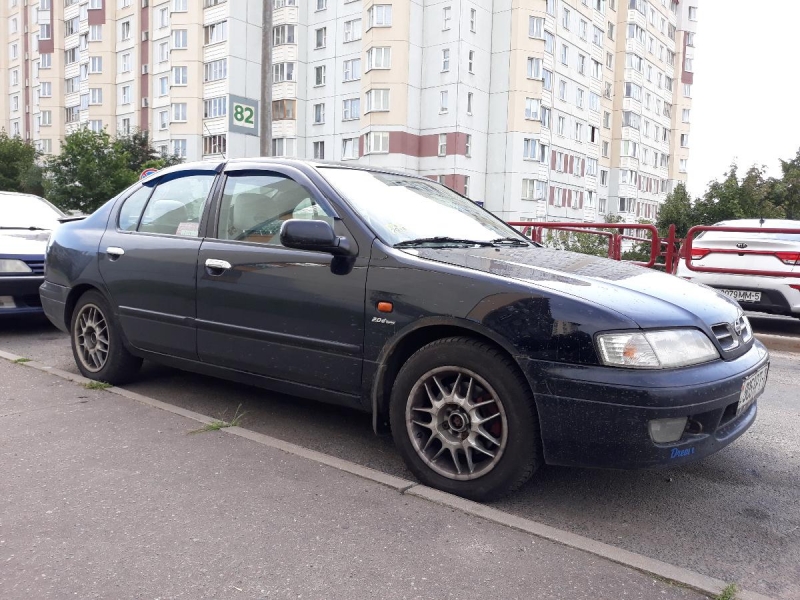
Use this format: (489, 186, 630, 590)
(1, 0, 697, 223)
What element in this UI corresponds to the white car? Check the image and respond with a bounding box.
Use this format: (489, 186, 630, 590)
(676, 219, 800, 318)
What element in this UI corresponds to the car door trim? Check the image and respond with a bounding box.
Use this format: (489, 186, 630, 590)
(119, 305, 196, 327)
(195, 318, 362, 355)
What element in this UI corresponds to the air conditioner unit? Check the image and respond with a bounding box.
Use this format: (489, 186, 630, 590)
(142, 32, 149, 41)
(142, 98, 149, 107)
(142, 64, 149, 74)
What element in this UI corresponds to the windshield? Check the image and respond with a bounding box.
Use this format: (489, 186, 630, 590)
(318, 168, 527, 246)
(0, 195, 65, 230)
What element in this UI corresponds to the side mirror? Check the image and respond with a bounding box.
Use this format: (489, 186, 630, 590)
(280, 219, 354, 256)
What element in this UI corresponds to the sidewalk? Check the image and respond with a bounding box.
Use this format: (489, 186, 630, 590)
(0, 359, 704, 600)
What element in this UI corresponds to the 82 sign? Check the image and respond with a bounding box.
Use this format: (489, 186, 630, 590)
(232, 103, 255, 129)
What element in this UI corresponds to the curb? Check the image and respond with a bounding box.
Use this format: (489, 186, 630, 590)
(755, 333, 800, 354)
(0, 349, 777, 600)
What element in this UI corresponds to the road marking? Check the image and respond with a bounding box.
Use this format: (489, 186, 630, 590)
(0, 349, 777, 600)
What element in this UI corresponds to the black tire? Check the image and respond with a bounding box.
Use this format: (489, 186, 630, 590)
(70, 290, 142, 384)
(390, 337, 541, 502)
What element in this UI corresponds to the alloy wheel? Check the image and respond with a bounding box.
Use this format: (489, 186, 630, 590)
(73, 303, 110, 373)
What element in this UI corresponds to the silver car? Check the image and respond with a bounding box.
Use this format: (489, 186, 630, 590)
(676, 219, 800, 318)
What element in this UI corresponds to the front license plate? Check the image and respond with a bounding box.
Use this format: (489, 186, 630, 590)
(721, 289, 762, 303)
(738, 365, 768, 416)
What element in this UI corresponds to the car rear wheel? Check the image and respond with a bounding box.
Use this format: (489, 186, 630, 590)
(390, 337, 541, 501)
(70, 290, 142, 384)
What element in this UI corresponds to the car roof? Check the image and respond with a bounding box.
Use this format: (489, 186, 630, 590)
(224, 157, 426, 180)
(0, 191, 48, 201)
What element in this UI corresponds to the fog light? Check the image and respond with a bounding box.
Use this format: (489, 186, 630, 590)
(648, 417, 688, 444)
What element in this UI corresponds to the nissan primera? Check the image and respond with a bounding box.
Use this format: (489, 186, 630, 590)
(41, 160, 770, 500)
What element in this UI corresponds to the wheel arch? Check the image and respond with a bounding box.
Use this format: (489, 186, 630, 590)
(64, 283, 113, 328)
(371, 317, 533, 434)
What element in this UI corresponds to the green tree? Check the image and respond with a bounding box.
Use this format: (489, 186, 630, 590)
(772, 148, 800, 220)
(693, 163, 783, 225)
(543, 214, 623, 258)
(44, 128, 138, 213)
(656, 183, 695, 238)
(113, 130, 183, 174)
(0, 130, 45, 196)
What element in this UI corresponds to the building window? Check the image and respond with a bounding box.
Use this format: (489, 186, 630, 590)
(40, 81, 52, 97)
(560, 44, 569, 65)
(203, 21, 228, 45)
(682, 109, 690, 123)
(527, 57, 542, 79)
(680, 159, 688, 173)
(173, 29, 188, 49)
(557, 115, 565, 136)
(684, 83, 692, 98)
(159, 76, 169, 96)
(464, 176, 470, 197)
(465, 134, 472, 157)
(159, 110, 169, 130)
(344, 19, 362, 42)
(313, 141, 325, 160)
(562, 7, 570, 29)
(579, 20, 588, 40)
(607, 22, 615, 40)
(159, 6, 169, 28)
(342, 137, 358, 160)
(172, 103, 188, 122)
(316, 0, 327, 11)
(273, 25, 296, 46)
(173, 66, 188, 85)
(271, 99, 296, 120)
(544, 31, 554, 54)
(120, 85, 131, 104)
(574, 122, 584, 142)
(204, 59, 227, 82)
(540, 106, 551, 128)
(576, 88, 584, 109)
(367, 5, 392, 28)
(688, 6, 697, 20)
(273, 62, 296, 82)
(589, 92, 600, 112)
(438, 134, 447, 157)
(364, 90, 389, 113)
(442, 49, 450, 72)
(173, 0, 188, 11)
(443, 6, 451, 30)
(558, 80, 567, 101)
(315, 65, 326, 86)
(203, 135, 226, 156)
(159, 42, 170, 63)
(470, 8, 477, 32)
(39, 23, 51, 39)
(121, 21, 131, 40)
(65, 17, 79, 36)
(366, 47, 391, 70)
(89, 88, 103, 105)
(602, 140, 610, 157)
(121, 53, 132, 72)
(342, 97, 360, 120)
(542, 69, 552, 90)
(680, 134, 689, 147)
(468, 51, 475, 73)
(88, 24, 102, 41)
(529, 17, 544, 38)
(40, 54, 52, 69)
(315, 27, 327, 49)
(40, 110, 52, 126)
(89, 56, 103, 73)
(343, 59, 361, 81)
(522, 179, 546, 201)
(313, 103, 325, 124)
(600, 170, 608, 186)
(205, 97, 228, 118)
(365, 131, 389, 154)
(65, 47, 79, 65)
(577, 54, 586, 75)
(524, 97, 540, 120)
(272, 138, 296, 157)
(440, 90, 449, 113)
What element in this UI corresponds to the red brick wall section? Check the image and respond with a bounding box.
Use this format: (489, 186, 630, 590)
(39, 9, 54, 54)
(88, 0, 106, 25)
(358, 135, 365, 157)
(386, 131, 470, 158)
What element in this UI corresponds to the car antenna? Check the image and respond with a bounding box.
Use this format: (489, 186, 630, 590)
(759, 217, 765, 227)
(203, 121, 226, 159)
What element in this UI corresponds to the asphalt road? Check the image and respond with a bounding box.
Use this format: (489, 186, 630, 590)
(1, 315, 799, 599)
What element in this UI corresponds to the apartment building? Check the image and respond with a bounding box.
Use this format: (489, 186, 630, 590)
(1, 0, 697, 224)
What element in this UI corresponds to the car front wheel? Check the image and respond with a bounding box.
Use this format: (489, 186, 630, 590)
(390, 337, 541, 501)
(70, 290, 142, 384)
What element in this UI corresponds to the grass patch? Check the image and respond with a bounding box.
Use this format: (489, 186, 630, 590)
(13, 358, 31, 364)
(716, 584, 738, 600)
(189, 404, 245, 434)
(84, 381, 112, 390)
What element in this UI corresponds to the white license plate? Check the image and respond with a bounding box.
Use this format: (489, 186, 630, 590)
(721, 289, 762, 303)
(738, 365, 768, 416)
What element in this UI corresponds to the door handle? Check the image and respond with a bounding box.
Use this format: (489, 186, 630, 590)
(205, 258, 232, 274)
(106, 247, 125, 260)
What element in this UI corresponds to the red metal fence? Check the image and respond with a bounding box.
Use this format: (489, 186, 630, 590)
(508, 221, 800, 277)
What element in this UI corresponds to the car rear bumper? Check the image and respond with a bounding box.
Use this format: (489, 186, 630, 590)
(39, 279, 70, 332)
(675, 268, 800, 316)
(0, 275, 45, 316)
(522, 341, 769, 469)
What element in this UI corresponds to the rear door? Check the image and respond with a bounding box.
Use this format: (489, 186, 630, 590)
(195, 165, 368, 396)
(99, 166, 220, 359)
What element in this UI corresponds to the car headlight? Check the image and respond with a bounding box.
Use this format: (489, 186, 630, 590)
(597, 329, 719, 369)
(0, 259, 33, 274)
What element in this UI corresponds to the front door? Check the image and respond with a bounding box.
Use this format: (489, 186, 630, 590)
(196, 167, 368, 396)
(99, 167, 219, 359)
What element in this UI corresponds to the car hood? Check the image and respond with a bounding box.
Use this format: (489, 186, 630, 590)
(411, 246, 742, 329)
(0, 232, 48, 256)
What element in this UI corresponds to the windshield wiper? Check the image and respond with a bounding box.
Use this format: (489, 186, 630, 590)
(394, 237, 494, 248)
(490, 237, 530, 246)
(0, 226, 49, 231)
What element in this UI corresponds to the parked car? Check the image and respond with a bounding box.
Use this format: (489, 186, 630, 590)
(41, 160, 770, 500)
(676, 219, 800, 319)
(0, 191, 65, 317)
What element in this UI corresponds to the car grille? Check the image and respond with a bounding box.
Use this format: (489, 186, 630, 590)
(711, 316, 752, 352)
(24, 260, 45, 275)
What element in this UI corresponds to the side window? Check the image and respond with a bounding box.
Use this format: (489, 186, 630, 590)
(117, 186, 152, 231)
(217, 173, 333, 245)
(138, 174, 215, 237)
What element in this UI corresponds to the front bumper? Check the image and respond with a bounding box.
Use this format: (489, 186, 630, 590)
(522, 341, 770, 469)
(0, 275, 45, 316)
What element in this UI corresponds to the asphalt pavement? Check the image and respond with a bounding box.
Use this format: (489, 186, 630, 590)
(0, 358, 707, 600)
(1, 315, 799, 598)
